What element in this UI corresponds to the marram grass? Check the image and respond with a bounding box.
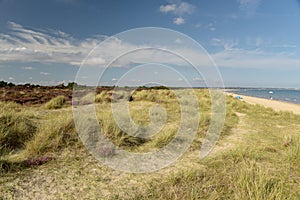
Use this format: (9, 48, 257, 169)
(0, 89, 300, 199)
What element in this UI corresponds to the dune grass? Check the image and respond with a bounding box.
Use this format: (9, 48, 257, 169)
(45, 95, 66, 109)
(0, 102, 36, 153)
(0, 89, 300, 199)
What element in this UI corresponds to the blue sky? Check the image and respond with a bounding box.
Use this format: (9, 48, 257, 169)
(0, 0, 300, 87)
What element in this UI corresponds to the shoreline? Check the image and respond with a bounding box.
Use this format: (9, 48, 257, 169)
(226, 92, 300, 115)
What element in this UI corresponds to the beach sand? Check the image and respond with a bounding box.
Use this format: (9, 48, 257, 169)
(227, 93, 300, 115)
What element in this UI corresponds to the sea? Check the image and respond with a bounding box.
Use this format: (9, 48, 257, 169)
(230, 88, 300, 105)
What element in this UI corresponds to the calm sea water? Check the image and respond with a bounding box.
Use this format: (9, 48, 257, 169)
(231, 89, 300, 105)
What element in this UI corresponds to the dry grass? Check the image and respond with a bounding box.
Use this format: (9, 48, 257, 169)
(0, 89, 300, 199)
(45, 95, 66, 109)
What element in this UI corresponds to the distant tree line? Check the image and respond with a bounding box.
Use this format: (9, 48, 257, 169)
(0, 81, 15, 87)
(0, 80, 174, 90)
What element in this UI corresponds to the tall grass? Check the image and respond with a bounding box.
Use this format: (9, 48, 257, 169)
(45, 95, 66, 109)
(1, 89, 300, 199)
(0, 102, 36, 152)
(95, 90, 111, 103)
(24, 112, 79, 157)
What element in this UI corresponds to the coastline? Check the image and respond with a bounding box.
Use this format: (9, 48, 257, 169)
(226, 92, 300, 115)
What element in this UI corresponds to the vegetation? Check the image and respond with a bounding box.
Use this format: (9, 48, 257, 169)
(0, 80, 15, 87)
(45, 95, 66, 109)
(0, 102, 36, 152)
(0, 89, 299, 199)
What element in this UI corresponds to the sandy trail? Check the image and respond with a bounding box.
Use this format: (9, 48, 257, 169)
(227, 93, 300, 115)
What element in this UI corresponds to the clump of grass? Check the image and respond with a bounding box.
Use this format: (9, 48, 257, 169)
(132, 89, 176, 103)
(80, 92, 96, 105)
(98, 112, 148, 148)
(111, 90, 132, 101)
(0, 159, 26, 173)
(0, 102, 36, 151)
(152, 127, 177, 148)
(24, 112, 79, 157)
(230, 160, 285, 200)
(95, 90, 111, 103)
(286, 135, 300, 167)
(45, 95, 66, 109)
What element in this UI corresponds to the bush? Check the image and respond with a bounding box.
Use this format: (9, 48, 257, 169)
(45, 95, 66, 109)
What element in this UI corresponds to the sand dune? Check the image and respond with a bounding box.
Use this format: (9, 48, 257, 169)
(227, 93, 300, 115)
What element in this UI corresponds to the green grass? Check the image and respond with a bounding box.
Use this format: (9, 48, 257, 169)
(0, 89, 300, 199)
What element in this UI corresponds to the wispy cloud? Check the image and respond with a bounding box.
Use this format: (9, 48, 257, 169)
(22, 66, 34, 70)
(159, 1, 195, 25)
(2, 21, 300, 74)
(0, 22, 212, 68)
(208, 23, 216, 31)
(237, 0, 261, 15)
(40, 72, 50, 76)
(209, 36, 300, 69)
(0, 21, 101, 66)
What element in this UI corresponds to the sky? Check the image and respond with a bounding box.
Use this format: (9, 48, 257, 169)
(0, 0, 300, 87)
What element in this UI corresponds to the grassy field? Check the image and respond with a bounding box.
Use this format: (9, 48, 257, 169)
(0, 89, 300, 199)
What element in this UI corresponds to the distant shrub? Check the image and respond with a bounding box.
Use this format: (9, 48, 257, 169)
(0, 102, 36, 151)
(45, 95, 66, 109)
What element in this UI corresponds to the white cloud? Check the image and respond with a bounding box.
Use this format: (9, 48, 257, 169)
(40, 72, 50, 75)
(173, 17, 185, 25)
(175, 2, 196, 15)
(212, 47, 300, 69)
(0, 22, 215, 69)
(211, 38, 239, 50)
(112, 78, 118, 81)
(159, 1, 195, 25)
(2, 22, 300, 74)
(0, 22, 101, 66)
(175, 38, 183, 44)
(192, 77, 203, 81)
(159, 4, 176, 13)
(78, 57, 106, 66)
(22, 66, 33, 70)
(159, 2, 195, 15)
(8, 77, 14, 80)
(208, 22, 216, 32)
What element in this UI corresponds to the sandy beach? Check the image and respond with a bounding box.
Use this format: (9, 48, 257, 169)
(227, 93, 300, 115)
